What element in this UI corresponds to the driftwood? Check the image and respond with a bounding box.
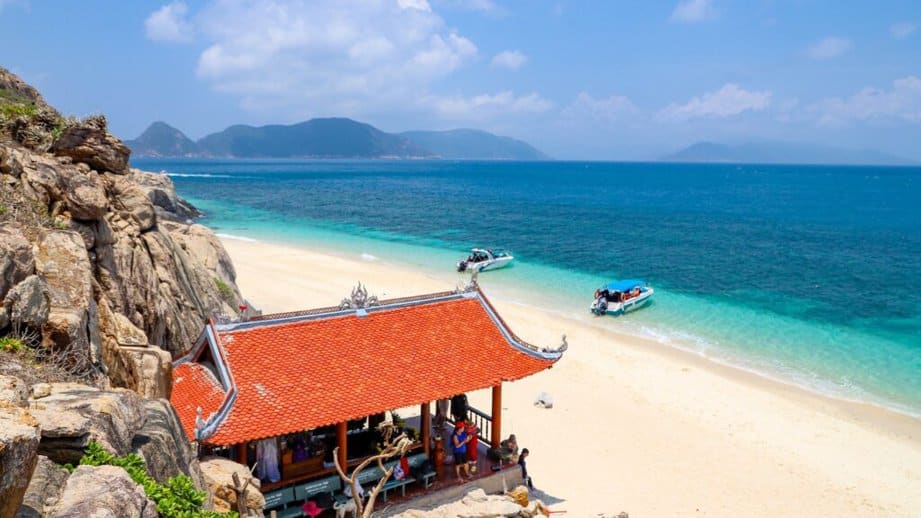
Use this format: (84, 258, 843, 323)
(333, 420, 413, 518)
(231, 462, 258, 517)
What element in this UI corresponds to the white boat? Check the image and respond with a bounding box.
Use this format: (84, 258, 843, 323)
(590, 279, 654, 315)
(456, 248, 514, 273)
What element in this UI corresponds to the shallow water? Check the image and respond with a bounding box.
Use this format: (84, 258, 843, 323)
(135, 158, 921, 416)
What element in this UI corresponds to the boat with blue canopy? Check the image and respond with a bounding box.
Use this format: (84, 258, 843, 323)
(590, 279, 654, 315)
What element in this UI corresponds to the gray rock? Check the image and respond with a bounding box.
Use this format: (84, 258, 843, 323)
(15, 455, 70, 518)
(28, 385, 146, 464)
(47, 465, 156, 518)
(132, 399, 204, 488)
(4, 274, 51, 330)
(0, 225, 34, 301)
(0, 405, 41, 518)
(50, 115, 130, 175)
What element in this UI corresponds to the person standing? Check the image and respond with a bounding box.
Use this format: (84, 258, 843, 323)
(467, 423, 479, 473)
(452, 422, 472, 479)
(518, 448, 533, 489)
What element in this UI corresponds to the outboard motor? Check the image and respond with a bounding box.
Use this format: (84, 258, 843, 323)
(595, 296, 608, 315)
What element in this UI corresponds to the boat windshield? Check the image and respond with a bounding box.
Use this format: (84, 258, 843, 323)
(490, 249, 510, 258)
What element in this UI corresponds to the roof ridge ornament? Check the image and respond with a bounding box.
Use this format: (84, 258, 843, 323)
(541, 334, 568, 354)
(339, 282, 380, 310)
(456, 269, 480, 293)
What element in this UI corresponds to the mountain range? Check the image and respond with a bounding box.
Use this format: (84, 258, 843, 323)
(662, 141, 914, 166)
(126, 119, 548, 160)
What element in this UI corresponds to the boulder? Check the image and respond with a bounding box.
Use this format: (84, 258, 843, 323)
(57, 164, 108, 221)
(46, 465, 156, 518)
(131, 399, 205, 488)
(200, 456, 265, 514)
(109, 174, 157, 231)
(34, 231, 93, 351)
(15, 455, 70, 518)
(0, 405, 41, 518)
(4, 274, 51, 330)
(50, 116, 130, 174)
(28, 384, 146, 464)
(114, 346, 172, 399)
(0, 225, 34, 300)
(0, 374, 29, 403)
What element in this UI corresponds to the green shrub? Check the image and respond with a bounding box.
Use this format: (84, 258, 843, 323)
(213, 277, 234, 303)
(0, 102, 37, 121)
(66, 442, 237, 518)
(0, 336, 26, 353)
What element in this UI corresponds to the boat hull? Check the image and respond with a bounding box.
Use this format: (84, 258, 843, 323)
(590, 288, 654, 316)
(457, 256, 514, 272)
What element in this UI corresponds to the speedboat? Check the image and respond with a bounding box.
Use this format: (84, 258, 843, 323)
(590, 279, 654, 315)
(456, 248, 514, 273)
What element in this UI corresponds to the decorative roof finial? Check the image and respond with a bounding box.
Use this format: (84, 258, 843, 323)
(339, 282, 380, 310)
(542, 334, 568, 354)
(194, 406, 205, 440)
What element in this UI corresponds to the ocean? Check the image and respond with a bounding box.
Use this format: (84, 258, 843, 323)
(134, 158, 921, 417)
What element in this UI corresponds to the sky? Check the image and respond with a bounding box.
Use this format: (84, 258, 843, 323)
(1, 0, 919, 160)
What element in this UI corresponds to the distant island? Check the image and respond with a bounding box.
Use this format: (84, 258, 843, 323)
(127, 119, 547, 160)
(662, 141, 914, 166)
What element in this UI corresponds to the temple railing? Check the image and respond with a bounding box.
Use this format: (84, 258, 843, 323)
(447, 405, 492, 444)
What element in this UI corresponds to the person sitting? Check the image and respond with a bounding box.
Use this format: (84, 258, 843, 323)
(498, 434, 519, 464)
(517, 448, 533, 489)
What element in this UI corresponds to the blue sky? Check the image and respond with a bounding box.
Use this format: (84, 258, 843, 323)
(1, 0, 919, 160)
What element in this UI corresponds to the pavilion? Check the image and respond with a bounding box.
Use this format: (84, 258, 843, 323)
(170, 282, 566, 511)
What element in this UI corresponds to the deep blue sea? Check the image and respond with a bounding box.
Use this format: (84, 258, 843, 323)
(135, 159, 921, 417)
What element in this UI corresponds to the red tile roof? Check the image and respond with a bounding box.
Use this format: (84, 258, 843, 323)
(171, 362, 228, 439)
(171, 290, 562, 446)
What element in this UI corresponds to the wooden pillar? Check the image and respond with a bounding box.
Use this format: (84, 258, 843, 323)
(421, 401, 431, 457)
(236, 441, 248, 466)
(336, 421, 348, 471)
(491, 384, 502, 448)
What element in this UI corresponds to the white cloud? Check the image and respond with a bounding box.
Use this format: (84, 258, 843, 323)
(811, 76, 921, 126)
(563, 92, 638, 122)
(890, 22, 916, 39)
(435, 0, 501, 14)
(669, 0, 716, 23)
(181, 0, 485, 120)
(658, 83, 772, 122)
(145, 2, 193, 43)
(491, 50, 527, 70)
(430, 91, 552, 120)
(806, 37, 852, 60)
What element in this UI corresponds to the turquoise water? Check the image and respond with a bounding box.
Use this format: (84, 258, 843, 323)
(136, 159, 921, 417)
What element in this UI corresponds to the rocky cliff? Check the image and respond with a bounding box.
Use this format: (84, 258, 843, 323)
(0, 67, 256, 516)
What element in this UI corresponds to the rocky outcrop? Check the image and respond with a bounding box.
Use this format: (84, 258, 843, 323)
(51, 115, 130, 175)
(200, 456, 265, 514)
(0, 225, 34, 300)
(47, 465, 157, 518)
(16, 455, 70, 518)
(0, 404, 41, 518)
(28, 384, 146, 465)
(2, 66, 253, 516)
(130, 169, 200, 222)
(131, 398, 205, 487)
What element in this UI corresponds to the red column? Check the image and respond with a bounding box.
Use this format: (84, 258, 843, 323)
(421, 401, 431, 457)
(236, 441, 248, 466)
(491, 384, 502, 448)
(337, 421, 348, 470)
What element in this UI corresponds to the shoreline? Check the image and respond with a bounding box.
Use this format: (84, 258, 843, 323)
(219, 235, 921, 516)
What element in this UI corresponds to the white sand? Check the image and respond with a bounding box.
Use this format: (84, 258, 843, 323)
(221, 237, 921, 517)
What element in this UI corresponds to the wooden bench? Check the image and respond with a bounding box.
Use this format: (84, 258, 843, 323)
(295, 475, 342, 507)
(379, 460, 414, 502)
(407, 453, 436, 488)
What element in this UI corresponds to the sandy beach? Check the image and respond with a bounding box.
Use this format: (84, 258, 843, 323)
(221, 237, 921, 517)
